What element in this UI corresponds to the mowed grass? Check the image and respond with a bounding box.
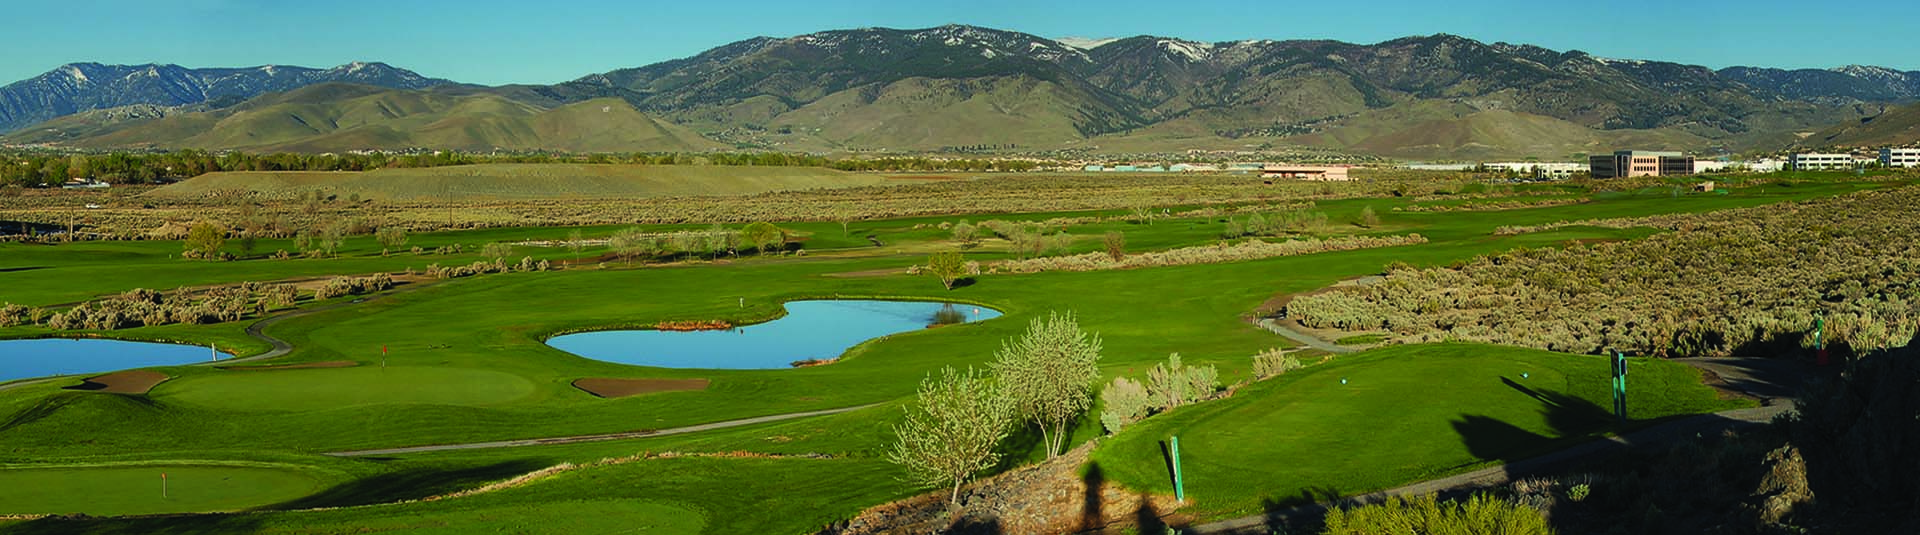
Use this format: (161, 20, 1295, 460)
(0, 464, 323, 516)
(1091, 343, 1746, 518)
(160, 367, 539, 411)
(141, 164, 898, 201)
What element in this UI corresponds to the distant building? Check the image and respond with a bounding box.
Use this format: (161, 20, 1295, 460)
(1083, 164, 1105, 172)
(1169, 163, 1219, 172)
(1404, 163, 1476, 172)
(1485, 162, 1587, 179)
(1261, 165, 1351, 181)
(1589, 151, 1694, 178)
(1880, 148, 1920, 168)
(1789, 153, 1856, 171)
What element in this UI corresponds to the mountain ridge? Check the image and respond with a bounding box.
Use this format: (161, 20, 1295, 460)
(7, 25, 1919, 157)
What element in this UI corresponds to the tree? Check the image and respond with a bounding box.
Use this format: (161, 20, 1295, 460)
(1103, 231, 1126, 260)
(319, 220, 346, 257)
(607, 228, 643, 266)
(952, 221, 980, 249)
(566, 229, 585, 260)
(376, 227, 408, 256)
(482, 242, 514, 263)
(887, 366, 1013, 505)
(184, 221, 226, 260)
(927, 251, 966, 290)
(1359, 206, 1380, 228)
(990, 311, 1103, 458)
(741, 222, 783, 255)
(293, 230, 312, 253)
(703, 224, 732, 259)
(1129, 203, 1154, 225)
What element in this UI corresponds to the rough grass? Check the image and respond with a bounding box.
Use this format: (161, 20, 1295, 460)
(143, 164, 891, 201)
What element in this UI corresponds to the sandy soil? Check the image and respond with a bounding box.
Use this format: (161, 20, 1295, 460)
(64, 370, 169, 394)
(571, 378, 710, 398)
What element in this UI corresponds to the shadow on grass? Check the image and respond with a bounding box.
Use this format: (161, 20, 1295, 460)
(258, 459, 546, 510)
(3, 513, 265, 535)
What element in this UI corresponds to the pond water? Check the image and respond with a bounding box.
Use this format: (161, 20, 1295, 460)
(546, 300, 1003, 369)
(0, 338, 232, 382)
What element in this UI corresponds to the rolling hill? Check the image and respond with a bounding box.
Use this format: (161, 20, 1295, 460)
(1798, 100, 1920, 148)
(0, 61, 457, 133)
(8, 25, 1919, 158)
(6, 84, 722, 153)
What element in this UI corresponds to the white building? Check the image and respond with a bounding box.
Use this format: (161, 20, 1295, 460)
(1484, 162, 1587, 178)
(1880, 148, 1920, 168)
(1789, 153, 1857, 171)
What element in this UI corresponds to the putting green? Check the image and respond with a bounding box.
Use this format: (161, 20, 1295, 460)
(158, 367, 538, 411)
(0, 465, 323, 516)
(1093, 343, 1744, 517)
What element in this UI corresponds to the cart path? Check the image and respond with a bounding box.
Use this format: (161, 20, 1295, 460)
(323, 403, 883, 457)
(1253, 318, 1356, 354)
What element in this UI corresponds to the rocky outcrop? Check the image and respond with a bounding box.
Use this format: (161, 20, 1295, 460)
(820, 441, 1180, 535)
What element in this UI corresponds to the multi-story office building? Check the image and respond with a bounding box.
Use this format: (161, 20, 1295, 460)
(1789, 153, 1857, 171)
(1880, 148, 1920, 168)
(1589, 151, 1694, 178)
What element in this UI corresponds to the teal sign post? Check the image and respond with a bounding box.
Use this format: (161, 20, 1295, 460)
(1170, 436, 1185, 503)
(1611, 351, 1628, 426)
(1814, 316, 1830, 366)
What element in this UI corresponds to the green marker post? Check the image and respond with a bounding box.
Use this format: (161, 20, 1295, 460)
(1170, 436, 1185, 503)
(1612, 351, 1628, 426)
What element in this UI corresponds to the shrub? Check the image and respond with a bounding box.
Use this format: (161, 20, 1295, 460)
(1146, 353, 1218, 410)
(1103, 230, 1126, 260)
(1099, 376, 1152, 435)
(1253, 348, 1303, 379)
(1321, 494, 1553, 535)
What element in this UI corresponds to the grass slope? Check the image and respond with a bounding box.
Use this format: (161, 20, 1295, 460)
(1091, 343, 1745, 518)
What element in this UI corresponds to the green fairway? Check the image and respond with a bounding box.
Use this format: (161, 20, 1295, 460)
(160, 367, 539, 411)
(0, 464, 323, 516)
(1090, 343, 1746, 518)
(0, 175, 1893, 532)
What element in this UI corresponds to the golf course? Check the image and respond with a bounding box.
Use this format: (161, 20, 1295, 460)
(0, 168, 1904, 534)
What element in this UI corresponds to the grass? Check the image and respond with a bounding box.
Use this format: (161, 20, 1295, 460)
(0, 464, 324, 516)
(145, 163, 893, 202)
(1089, 343, 1747, 518)
(0, 176, 1892, 532)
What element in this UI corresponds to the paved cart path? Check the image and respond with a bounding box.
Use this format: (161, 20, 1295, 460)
(324, 403, 883, 457)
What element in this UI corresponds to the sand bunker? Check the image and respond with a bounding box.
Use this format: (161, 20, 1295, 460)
(64, 370, 169, 394)
(572, 378, 710, 398)
(217, 360, 359, 371)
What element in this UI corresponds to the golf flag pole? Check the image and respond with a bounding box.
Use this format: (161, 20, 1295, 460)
(162, 472, 168, 499)
(1170, 436, 1185, 503)
(382, 345, 388, 369)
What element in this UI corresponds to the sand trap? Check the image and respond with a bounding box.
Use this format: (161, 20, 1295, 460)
(217, 360, 359, 371)
(572, 378, 710, 398)
(64, 370, 169, 394)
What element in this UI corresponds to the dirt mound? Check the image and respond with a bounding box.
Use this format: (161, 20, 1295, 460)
(820, 441, 1183, 535)
(63, 370, 169, 394)
(217, 360, 358, 371)
(572, 378, 710, 398)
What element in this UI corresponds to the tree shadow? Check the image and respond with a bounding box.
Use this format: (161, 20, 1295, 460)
(258, 459, 546, 510)
(1082, 461, 1104, 531)
(946, 516, 1004, 535)
(2, 513, 267, 535)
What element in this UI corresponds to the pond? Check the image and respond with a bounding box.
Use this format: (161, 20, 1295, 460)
(0, 338, 232, 382)
(546, 300, 1003, 369)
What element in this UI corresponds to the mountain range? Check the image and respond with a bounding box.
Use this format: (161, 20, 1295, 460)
(5, 25, 1919, 158)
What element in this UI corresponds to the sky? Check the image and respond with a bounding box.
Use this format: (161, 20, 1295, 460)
(6, 0, 1919, 86)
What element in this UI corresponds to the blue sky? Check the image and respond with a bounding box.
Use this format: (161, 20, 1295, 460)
(7, 0, 1918, 85)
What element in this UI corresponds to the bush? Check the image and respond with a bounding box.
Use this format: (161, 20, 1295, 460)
(1252, 348, 1303, 379)
(1321, 494, 1553, 535)
(1146, 353, 1219, 410)
(1098, 376, 1152, 435)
